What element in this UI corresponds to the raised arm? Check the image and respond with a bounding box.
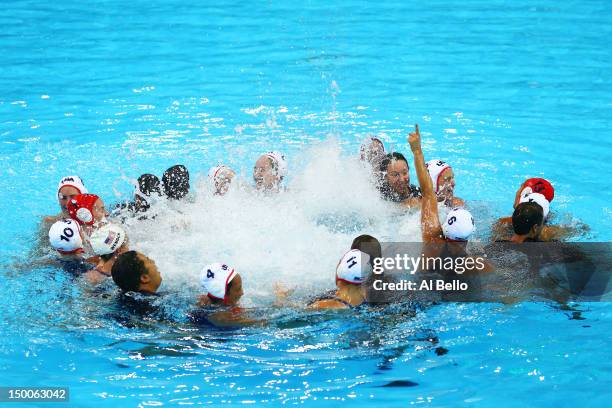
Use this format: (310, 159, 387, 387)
(408, 125, 444, 243)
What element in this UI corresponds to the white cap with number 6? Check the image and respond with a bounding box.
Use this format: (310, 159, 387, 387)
(442, 208, 475, 241)
(48, 218, 84, 254)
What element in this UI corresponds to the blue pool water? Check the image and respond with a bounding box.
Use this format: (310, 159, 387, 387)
(1, 0, 611, 406)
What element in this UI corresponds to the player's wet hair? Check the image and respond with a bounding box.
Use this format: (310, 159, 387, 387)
(351, 234, 382, 262)
(512, 202, 544, 235)
(379, 152, 409, 174)
(111, 251, 147, 292)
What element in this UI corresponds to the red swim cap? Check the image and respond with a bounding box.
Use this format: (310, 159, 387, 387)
(522, 178, 554, 202)
(67, 194, 100, 225)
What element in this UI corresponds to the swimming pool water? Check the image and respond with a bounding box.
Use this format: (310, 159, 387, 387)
(1, 0, 611, 406)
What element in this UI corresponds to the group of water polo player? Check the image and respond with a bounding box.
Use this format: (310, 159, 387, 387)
(41, 125, 575, 326)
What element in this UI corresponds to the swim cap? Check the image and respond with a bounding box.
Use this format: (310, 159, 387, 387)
(208, 165, 234, 186)
(200, 263, 236, 301)
(57, 175, 88, 196)
(48, 218, 83, 254)
(89, 223, 127, 256)
(265, 151, 288, 178)
(136, 173, 161, 197)
(162, 165, 190, 200)
(442, 208, 475, 241)
(336, 249, 372, 284)
(520, 192, 550, 218)
(520, 178, 554, 202)
(425, 160, 451, 193)
(359, 137, 385, 161)
(67, 194, 100, 225)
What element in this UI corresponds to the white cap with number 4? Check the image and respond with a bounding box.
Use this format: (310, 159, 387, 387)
(200, 262, 236, 300)
(336, 249, 371, 284)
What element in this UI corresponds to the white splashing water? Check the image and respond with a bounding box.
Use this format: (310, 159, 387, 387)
(120, 139, 423, 306)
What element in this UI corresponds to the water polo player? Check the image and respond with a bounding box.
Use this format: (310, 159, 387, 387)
(377, 152, 421, 206)
(86, 223, 129, 284)
(40, 175, 88, 225)
(37, 175, 89, 253)
(111, 251, 162, 294)
(194, 263, 257, 327)
(425, 159, 465, 207)
(208, 165, 236, 196)
(491, 178, 586, 241)
(307, 249, 372, 310)
(253, 151, 287, 193)
(67, 193, 108, 232)
(410, 124, 492, 274)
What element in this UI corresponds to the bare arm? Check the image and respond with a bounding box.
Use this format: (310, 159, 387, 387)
(207, 310, 261, 327)
(307, 299, 350, 310)
(491, 217, 513, 241)
(408, 125, 444, 243)
(196, 296, 263, 327)
(540, 223, 590, 241)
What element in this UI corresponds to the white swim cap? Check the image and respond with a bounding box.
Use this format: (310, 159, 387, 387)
(89, 223, 127, 256)
(57, 175, 88, 196)
(359, 137, 385, 161)
(265, 151, 288, 178)
(208, 165, 234, 185)
(520, 192, 550, 219)
(336, 249, 372, 284)
(442, 208, 475, 241)
(200, 262, 237, 301)
(425, 160, 451, 193)
(48, 218, 83, 254)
